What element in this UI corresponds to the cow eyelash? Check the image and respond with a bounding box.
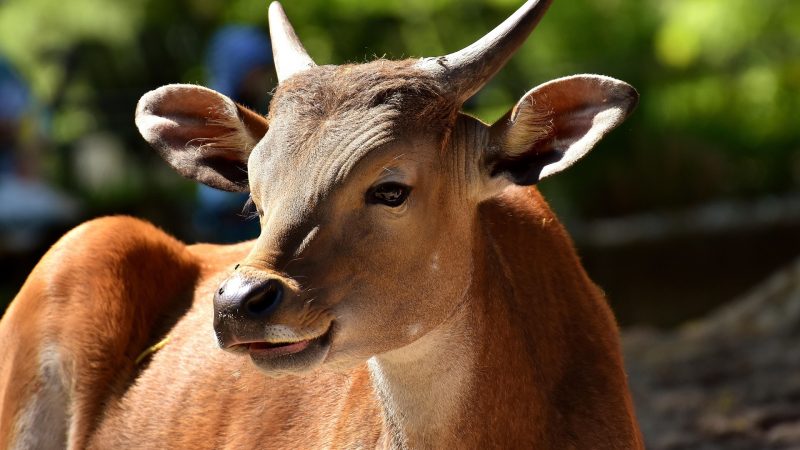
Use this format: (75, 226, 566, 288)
(240, 196, 260, 220)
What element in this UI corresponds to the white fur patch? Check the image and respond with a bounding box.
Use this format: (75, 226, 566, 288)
(368, 312, 474, 447)
(12, 345, 68, 450)
(405, 323, 422, 338)
(367, 357, 406, 447)
(429, 253, 440, 272)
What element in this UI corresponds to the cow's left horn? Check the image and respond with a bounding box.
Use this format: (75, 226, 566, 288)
(417, 0, 553, 103)
(268, 2, 316, 83)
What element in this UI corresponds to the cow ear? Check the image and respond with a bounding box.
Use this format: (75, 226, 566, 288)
(485, 75, 637, 191)
(135, 84, 269, 192)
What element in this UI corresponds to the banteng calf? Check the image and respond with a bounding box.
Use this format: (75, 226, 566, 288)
(0, 1, 643, 448)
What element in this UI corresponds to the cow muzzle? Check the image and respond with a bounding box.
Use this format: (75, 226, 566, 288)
(213, 273, 289, 347)
(212, 270, 333, 374)
(215, 275, 284, 324)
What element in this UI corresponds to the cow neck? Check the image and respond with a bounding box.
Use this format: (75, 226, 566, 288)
(364, 190, 534, 447)
(367, 188, 637, 448)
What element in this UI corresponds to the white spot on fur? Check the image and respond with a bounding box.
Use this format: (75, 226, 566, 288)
(406, 323, 422, 337)
(429, 253, 440, 272)
(12, 345, 68, 450)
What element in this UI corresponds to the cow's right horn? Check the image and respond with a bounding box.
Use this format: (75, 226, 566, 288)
(416, 0, 553, 104)
(268, 2, 316, 83)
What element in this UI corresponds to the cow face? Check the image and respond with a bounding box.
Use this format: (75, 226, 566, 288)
(135, 1, 637, 375)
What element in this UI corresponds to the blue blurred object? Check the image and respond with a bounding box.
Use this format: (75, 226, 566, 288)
(0, 58, 30, 122)
(0, 56, 79, 252)
(195, 26, 273, 243)
(193, 184, 258, 243)
(0, 176, 78, 251)
(206, 26, 273, 98)
(0, 57, 30, 174)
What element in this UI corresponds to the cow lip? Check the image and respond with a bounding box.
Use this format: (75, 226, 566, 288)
(247, 339, 312, 357)
(232, 324, 333, 358)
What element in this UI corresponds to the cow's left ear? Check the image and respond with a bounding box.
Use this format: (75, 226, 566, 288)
(136, 84, 268, 192)
(485, 75, 637, 190)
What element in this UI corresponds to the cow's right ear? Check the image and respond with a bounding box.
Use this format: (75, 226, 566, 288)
(135, 84, 268, 192)
(482, 75, 637, 197)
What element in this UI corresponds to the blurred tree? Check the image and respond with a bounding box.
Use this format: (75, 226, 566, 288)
(0, 0, 796, 225)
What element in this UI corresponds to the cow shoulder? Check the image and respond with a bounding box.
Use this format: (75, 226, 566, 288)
(0, 216, 200, 449)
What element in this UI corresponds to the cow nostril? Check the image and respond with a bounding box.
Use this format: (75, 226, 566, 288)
(244, 279, 283, 319)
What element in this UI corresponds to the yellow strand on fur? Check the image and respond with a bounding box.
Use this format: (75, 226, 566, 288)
(134, 336, 171, 365)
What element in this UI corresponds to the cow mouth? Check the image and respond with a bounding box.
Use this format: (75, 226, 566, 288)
(246, 335, 318, 357)
(228, 323, 334, 372)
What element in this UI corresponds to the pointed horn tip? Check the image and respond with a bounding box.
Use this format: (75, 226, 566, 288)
(522, 0, 554, 10)
(418, 0, 556, 103)
(268, 1, 285, 17)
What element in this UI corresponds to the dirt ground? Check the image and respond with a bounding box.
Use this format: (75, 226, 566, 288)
(625, 256, 800, 449)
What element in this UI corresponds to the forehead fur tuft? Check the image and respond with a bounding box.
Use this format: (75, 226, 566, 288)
(269, 59, 455, 129)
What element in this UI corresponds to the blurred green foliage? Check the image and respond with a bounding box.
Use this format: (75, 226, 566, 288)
(0, 0, 797, 220)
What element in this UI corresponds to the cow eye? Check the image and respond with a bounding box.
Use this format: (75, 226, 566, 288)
(367, 182, 410, 207)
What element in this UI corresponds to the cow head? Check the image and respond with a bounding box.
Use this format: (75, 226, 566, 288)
(135, 0, 637, 375)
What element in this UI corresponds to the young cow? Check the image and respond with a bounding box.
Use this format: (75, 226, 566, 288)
(0, 0, 643, 448)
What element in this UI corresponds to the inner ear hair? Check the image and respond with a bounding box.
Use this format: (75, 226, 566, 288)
(196, 112, 258, 161)
(486, 95, 554, 184)
(235, 102, 270, 143)
(500, 95, 554, 157)
(196, 102, 267, 159)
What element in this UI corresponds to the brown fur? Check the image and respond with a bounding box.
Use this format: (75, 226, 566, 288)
(2, 3, 644, 447)
(0, 186, 642, 448)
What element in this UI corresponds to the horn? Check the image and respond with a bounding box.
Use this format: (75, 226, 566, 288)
(268, 2, 316, 83)
(417, 0, 553, 103)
